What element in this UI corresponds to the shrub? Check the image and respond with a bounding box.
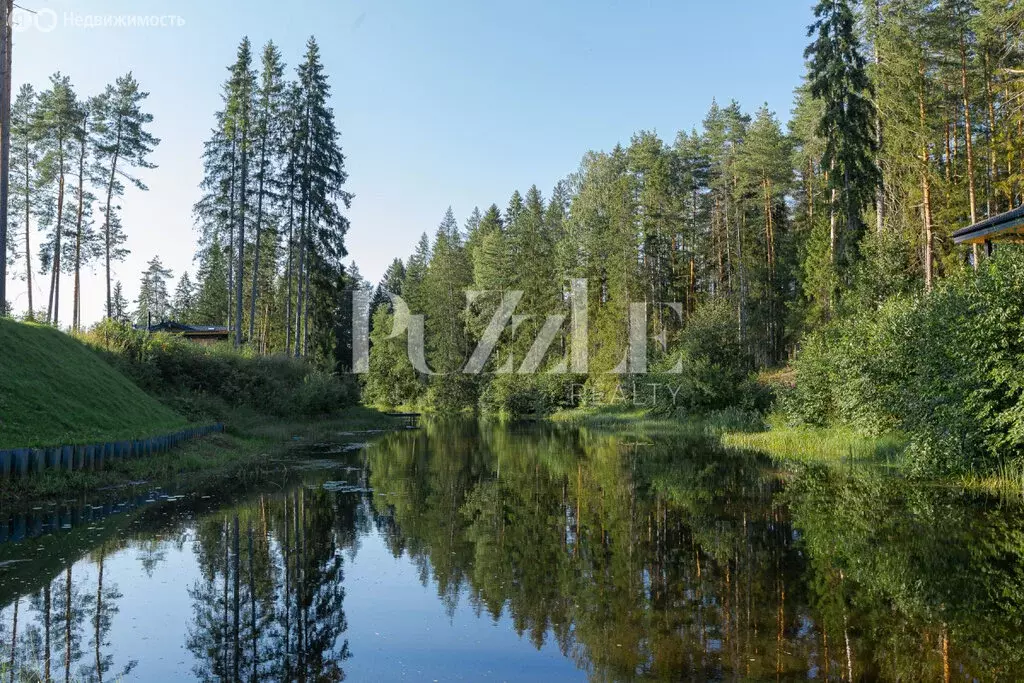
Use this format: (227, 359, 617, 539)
(477, 374, 578, 419)
(784, 247, 1024, 474)
(82, 320, 358, 420)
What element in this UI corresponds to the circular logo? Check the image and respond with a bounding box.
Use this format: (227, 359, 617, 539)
(11, 7, 58, 33)
(35, 8, 59, 33)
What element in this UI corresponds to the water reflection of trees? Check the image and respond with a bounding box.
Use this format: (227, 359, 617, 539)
(367, 420, 1024, 681)
(5, 422, 1024, 681)
(787, 466, 1024, 681)
(0, 540, 135, 683)
(187, 487, 353, 682)
(367, 421, 805, 680)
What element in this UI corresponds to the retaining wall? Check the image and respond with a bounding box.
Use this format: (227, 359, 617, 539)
(0, 423, 225, 481)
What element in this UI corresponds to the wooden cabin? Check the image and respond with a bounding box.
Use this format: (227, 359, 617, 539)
(952, 205, 1024, 256)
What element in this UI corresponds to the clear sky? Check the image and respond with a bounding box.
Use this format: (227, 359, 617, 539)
(10, 0, 812, 325)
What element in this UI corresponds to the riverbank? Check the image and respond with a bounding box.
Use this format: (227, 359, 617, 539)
(0, 406, 404, 505)
(549, 405, 908, 465)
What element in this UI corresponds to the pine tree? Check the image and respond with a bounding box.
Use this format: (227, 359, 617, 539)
(403, 232, 431, 315)
(8, 84, 37, 318)
(736, 106, 793, 362)
(194, 110, 234, 328)
(34, 73, 84, 327)
(70, 99, 99, 332)
(91, 72, 158, 318)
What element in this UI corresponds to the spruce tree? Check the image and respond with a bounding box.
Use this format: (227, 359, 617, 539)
(805, 0, 880, 281)
(289, 37, 351, 357)
(134, 256, 173, 326)
(371, 257, 406, 314)
(248, 41, 286, 341)
(226, 38, 256, 346)
(194, 241, 230, 326)
(423, 208, 475, 408)
(172, 272, 198, 322)
(111, 281, 130, 323)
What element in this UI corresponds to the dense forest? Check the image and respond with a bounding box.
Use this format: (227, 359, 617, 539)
(358, 0, 1024, 445)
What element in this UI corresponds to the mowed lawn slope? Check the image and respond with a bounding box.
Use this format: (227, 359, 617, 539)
(0, 319, 188, 448)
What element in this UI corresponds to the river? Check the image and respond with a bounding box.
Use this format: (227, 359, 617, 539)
(1, 420, 1022, 681)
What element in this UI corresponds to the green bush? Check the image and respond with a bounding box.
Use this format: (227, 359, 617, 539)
(477, 374, 578, 419)
(785, 248, 1024, 474)
(82, 321, 358, 420)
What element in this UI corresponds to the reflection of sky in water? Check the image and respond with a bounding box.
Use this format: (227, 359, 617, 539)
(2, 520, 580, 682)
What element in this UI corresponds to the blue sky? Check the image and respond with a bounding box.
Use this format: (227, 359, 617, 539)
(11, 0, 812, 324)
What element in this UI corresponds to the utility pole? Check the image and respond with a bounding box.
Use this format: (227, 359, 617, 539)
(0, 0, 12, 316)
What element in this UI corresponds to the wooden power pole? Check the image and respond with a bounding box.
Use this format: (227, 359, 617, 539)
(0, 0, 12, 316)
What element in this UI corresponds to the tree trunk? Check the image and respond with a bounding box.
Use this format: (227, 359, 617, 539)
(984, 49, 997, 216)
(64, 567, 72, 683)
(9, 596, 17, 679)
(294, 232, 305, 358)
(44, 582, 51, 682)
(52, 162, 66, 327)
(236, 122, 247, 348)
(73, 121, 87, 332)
(248, 134, 267, 344)
(95, 552, 104, 683)
(874, 0, 884, 234)
(0, 0, 12, 315)
(920, 66, 935, 291)
(22, 133, 32, 318)
(302, 261, 311, 357)
(102, 124, 122, 319)
(227, 140, 236, 332)
(828, 161, 837, 266)
(961, 33, 977, 227)
(232, 515, 240, 682)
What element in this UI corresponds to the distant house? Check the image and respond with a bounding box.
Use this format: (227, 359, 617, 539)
(952, 204, 1024, 256)
(136, 320, 230, 346)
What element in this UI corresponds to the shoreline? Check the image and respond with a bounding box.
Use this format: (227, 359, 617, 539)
(0, 407, 404, 506)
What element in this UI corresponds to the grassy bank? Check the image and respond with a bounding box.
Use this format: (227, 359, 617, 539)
(720, 426, 906, 464)
(0, 406, 403, 505)
(0, 319, 188, 448)
(550, 404, 907, 465)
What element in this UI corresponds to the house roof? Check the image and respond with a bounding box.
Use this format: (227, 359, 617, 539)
(952, 205, 1024, 245)
(135, 321, 230, 335)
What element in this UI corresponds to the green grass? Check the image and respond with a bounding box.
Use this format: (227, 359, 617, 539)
(0, 319, 188, 448)
(549, 404, 907, 466)
(955, 459, 1024, 497)
(720, 426, 907, 464)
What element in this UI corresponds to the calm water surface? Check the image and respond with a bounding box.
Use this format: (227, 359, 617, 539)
(1, 421, 1023, 681)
